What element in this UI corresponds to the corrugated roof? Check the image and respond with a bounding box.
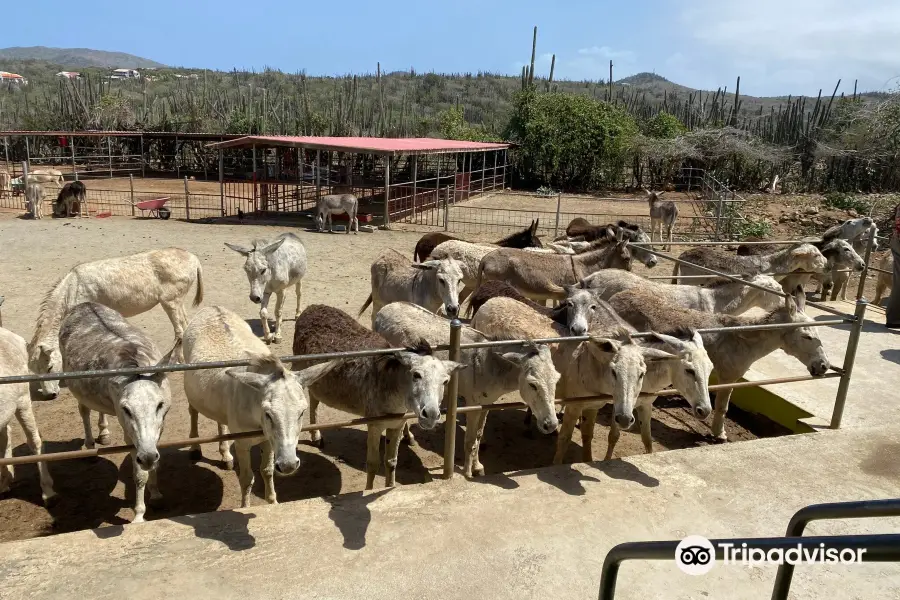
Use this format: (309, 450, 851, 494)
(0, 130, 245, 140)
(206, 135, 509, 155)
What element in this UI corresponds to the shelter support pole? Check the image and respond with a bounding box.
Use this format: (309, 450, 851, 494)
(184, 176, 191, 221)
(140, 135, 145, 179)
(831, 299, 867, 429)
(71, 138, 77, 181)
(22, 161, 29, 216)
(107, 137, 113, 178)
(411, 154, 418, 221)
(252, 144, 258, 178)
(315, 149, 321, 202)
(218, 150, 225, 217)
(443, 319, 462, 479)
(856, 226, 877, 300)
(3, 136, 9, 173)
(492, 150, 498, 190)
(444, 186, 450, 231)
(24, 136, 30, 171)
(383, 156, 391, 228)
(175, 134, 179, 179)
(129, 175, 135, 216)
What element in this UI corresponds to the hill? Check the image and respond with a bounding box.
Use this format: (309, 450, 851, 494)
(0, 47, 165, 69)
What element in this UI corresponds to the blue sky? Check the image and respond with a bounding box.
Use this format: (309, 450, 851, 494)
(4, 0, 899, 96)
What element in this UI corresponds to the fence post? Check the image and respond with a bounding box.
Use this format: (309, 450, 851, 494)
(107, 137, 113, 179)
(443, 318, 462, 479)
(129, 174, 135, 216)
(831, 299, 868, 429)
(140, 134, 145, 179)
(713, 191, 725, 241)
(218, 149, 225, 217)
(443, 186, 450, 231)
(71, 139, 77, 181)
(553, 192, 562, 238)
(411, 154, 418, 222)
(855, 225, 877, 300)
(184, 176, 191, 221)
(22, 161, 29, 216)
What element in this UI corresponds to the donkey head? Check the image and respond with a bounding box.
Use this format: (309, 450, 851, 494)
(647, 330, 713, 420)
(225, 237, 287, 304)
(412, 258, 465, 318)
(391, 346, 467, 430)
(29, 342, 62, 399)
(227, 355, 337, 475)
(498, 343, 560, 434)
(780, 288, 830, 377)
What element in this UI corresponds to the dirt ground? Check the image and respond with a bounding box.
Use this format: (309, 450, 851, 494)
(0, 209, 784, 543)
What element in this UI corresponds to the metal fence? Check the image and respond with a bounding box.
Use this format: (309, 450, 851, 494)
(0, 235, 869, 475)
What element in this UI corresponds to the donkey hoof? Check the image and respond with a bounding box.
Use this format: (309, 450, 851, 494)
(271, 335, 282, 344)
(43, 492, 60, 508)
(473, 466, 485, 477)
(711, 434, 728, 444)
(96, 434, 111, 446)
(188, 449, 203, 462)
(403, 435, 417, 447)
(222, 459, 234, 471)
(312, 437, 325, 449)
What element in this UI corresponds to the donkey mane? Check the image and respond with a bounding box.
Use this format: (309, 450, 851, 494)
(29, 272, 75, 352)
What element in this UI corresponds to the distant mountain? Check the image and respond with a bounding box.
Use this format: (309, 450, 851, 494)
(0, 47, 165, 69)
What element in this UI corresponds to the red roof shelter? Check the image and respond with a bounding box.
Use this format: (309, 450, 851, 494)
(206, 135, 510, 227)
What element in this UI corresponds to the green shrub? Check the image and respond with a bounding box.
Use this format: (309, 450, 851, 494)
(737, 218, 772, 239)
(822, 192, 869, 213)
(643, 111, 687, 139)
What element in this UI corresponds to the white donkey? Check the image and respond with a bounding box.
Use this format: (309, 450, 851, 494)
(27, 169, 64, 188)
(25, 183, 45, 219)
(59, 302, 178, 522)
(225, 232, 307, 344)
(28, 248, 203, 400)
(183, 306, 336, 507)
(0, 326, 56, 505)
(315, 193, 359, 233)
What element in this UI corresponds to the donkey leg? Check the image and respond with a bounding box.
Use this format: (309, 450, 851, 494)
(605, 419, 621, 460)
(188, 405, 202, 461)
(463, 410, 488, 477)
(0, 424, 12, 495)
(637, 400, 654, 454)
(97, 412, 111, 446)
(125, 432, 149, 523)
(384, 426, 404, 488)
(271, 290, 286, 343)
(260, 440, 277, 504)
(218, 423, 234, 470)
(234, 438, 254, 508)
(711, 388, 734, 442)
(79, 404, 96, 450)
(402, 422, 417, 447)
(294, 280, 303, 320)
(160, 300, 187, 342)
(308, 397, 323, 448)
(553, 407, 580, 465)
(579, 408, 599, 463)
(259, 292, 273, 343)
(365, 426, 383, 490)
(15, 401, 56, 504)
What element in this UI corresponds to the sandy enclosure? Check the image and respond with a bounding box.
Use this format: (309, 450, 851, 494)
(0, 210, 777, 542)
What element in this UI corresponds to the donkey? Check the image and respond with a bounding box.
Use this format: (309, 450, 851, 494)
(54, 181, 86, 218)
(646, 189, 678, 250)
(29, 248, 203, 399)
(183, 306, 336, 507)
(573, 270, 784, 318)
(471, 296, 712, 463)
(226, 232, 307, 344)
(0, 326, 56, 505)
(558, 219, 658, 268)
(27, 169, 64, 188)
(429, 240, 516, 307)
(25, 182, 45, 219)
(874, 252, 893, 306)
(467, 280, 566, 320)
(374, 301, 560, 478)
(673, 243, 827, 282)
(0, 172, 10, 198)
(412, 219, 542, 262)
(315, 193, 358, 233)
(609, 286, 830, 441)
(59, 303, 178, 523)
(294, 304, 466, 489)
(358, 249, 465, 325)
(474, 236, 632, 302)
(813, 238, 866, 301)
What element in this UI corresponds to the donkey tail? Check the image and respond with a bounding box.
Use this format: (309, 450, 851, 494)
(671, 261, 680, 284)
(358, 293, 373, 317)
(193, 265, 204, 306)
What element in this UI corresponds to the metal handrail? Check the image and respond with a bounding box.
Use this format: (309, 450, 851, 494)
(598, 533, 900, 600)
(771, 499, 900, 598)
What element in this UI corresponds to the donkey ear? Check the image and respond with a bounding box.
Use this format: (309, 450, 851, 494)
(260, 237, 287, 255)
(225, 242, 252, 256)
(226, 368, 270, 391)
(294, 359, 338, 387)
(589, 337, 620, 354)
(793, 285, 806, 312)
(412, 260, 440, 270)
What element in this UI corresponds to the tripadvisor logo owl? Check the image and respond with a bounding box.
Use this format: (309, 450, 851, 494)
(676, 535, 716, 575)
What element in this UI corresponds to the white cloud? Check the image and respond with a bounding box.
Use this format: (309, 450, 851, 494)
(577, 46, 636, 62)
(676, 0, 900, 94)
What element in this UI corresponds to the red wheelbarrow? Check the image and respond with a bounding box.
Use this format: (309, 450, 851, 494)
(132, 197, 172, 219)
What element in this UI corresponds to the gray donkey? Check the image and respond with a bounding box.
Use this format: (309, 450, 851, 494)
(315, 193, 359, 233)
(58, 302, 178, 523)
(226, 232, 307, 344)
